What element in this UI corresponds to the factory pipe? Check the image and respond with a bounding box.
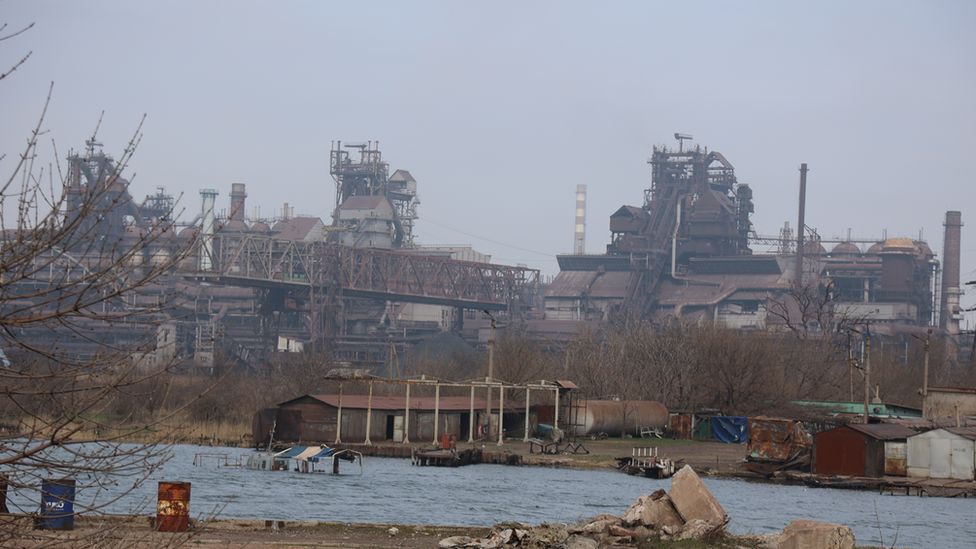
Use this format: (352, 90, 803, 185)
(940, 211, 963, 335)
(671, 197, 682, 278)
(795, 163, 808, 288)
(199, 189, 218, 272)
(574, 184, 587, 255)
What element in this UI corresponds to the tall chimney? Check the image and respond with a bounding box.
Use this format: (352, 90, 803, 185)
(229, 182, 247, 222)
(795, 163, 808, 288)
(574, 184, 587, 255)
(199, 189, 218, 271)
(940, 210, 963, 335)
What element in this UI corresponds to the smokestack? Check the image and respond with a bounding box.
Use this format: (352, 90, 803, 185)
(229, 183, 247, 222)
(940, 210, 963, 335)
(795, 163, 808, 287)
(199, 189, 218, 271)
(574, 184, 587, 255)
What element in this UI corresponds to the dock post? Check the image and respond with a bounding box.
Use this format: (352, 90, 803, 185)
(468, 386, 475, 443)
(523, 387, 530, 442)
(433, 383, 441, 445)
(498, 384, 504, 446)
(403, 383, 411, 444)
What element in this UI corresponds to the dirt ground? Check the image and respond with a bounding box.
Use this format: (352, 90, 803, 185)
(9, 516, 487, 548)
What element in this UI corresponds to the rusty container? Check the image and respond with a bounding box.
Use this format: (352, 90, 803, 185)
(156, 481, 191, 532)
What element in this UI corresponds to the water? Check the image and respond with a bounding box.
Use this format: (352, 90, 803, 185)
(9, 444, 975, 548)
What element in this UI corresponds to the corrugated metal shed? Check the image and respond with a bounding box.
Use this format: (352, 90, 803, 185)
(908, 428, 976, 480)
(814, 424, 915, 477)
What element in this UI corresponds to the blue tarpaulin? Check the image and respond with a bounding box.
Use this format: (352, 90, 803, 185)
(711, 416, 749, 443)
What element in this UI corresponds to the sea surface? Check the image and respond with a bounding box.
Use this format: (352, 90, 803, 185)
(8, 443, 974, 548)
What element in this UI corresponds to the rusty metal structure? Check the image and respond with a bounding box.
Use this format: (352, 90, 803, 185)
(330, 141, 419, 248)
(545, 135, 956, 338)
(200, 234, 534, 310)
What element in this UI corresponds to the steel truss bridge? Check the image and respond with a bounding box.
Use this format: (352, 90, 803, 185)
(192, 234, 539, 311)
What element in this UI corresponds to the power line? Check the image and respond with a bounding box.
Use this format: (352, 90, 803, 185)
(422, 218, 556, 258)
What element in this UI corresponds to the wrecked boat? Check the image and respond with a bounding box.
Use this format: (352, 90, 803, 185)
(246, 445, 363, 475)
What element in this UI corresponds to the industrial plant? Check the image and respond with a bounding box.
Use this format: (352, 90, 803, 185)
(2, 135, 970, 374)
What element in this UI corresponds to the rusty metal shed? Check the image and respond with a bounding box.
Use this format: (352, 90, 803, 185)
(260, 394, 523, 445)
(814, 423, 916, 477)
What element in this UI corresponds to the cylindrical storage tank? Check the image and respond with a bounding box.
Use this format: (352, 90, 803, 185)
(38, 478, 75, 530)
(568, 400, 668, 437)
(156, 481, 191, 532)
(150, 247, 171, 267)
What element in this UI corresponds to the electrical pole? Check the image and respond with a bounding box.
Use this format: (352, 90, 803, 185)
(863, 323, 871, 425)
(484, 312, 496, 439)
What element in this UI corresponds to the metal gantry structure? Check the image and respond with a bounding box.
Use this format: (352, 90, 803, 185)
(199, 233, 538, 311)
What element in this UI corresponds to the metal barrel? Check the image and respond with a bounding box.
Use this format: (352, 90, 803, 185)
(156, 481, 191, 532)
(38, 478, 76, 530)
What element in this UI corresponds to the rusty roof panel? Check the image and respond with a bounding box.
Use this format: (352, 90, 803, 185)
(846, 423, 916, 440)
(545, 271, 598, 297)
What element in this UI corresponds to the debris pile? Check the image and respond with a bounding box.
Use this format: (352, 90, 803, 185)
(439, 465, 856, 548)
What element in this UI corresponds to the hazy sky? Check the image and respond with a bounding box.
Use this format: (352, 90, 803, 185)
(2, 1, 974, 320)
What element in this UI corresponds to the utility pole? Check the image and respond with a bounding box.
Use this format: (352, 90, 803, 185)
(484, 312, 496, 439)
(847, 332, 855, 402)
(911, 328, 932, 409)
(863, 323, 871, 424)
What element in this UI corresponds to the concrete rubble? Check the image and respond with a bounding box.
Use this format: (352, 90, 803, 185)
(756, 519, 856, 549)
(438, 465, 857, 548)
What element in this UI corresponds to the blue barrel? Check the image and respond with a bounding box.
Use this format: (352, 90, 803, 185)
(39, 478, 75, 530)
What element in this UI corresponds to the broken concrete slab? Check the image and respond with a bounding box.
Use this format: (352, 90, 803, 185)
(776, 520, 855, 549)
(639, 494, 684, 530)
(675, 519, 715, 541)
(438, 535, 478, 548)
(668, 465, 728, 528)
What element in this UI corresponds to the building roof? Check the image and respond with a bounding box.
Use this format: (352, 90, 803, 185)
(389, 169, 416, 183)
(842, 423, 917, 440)
(280, 393, 518, 412)
(271, 216, 323, 240)
(912, 427, 976, 441)
(545, 270, 631, 299)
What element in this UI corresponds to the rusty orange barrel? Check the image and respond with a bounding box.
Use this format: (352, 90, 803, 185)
(156, 481, 191, 532)
(439, 433, 452, 449)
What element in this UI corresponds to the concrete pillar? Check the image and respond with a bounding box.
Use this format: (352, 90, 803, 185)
(468, 386, 475, 443)
(364, 381, 373, 445)
(554, 389, 560, 430)
(497, 384, 505, 446)
(432, 384, 441, 445)
(403, 383, 411, 444)
(335, 383, 342, 444)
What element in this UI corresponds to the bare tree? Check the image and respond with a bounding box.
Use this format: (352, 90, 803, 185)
(0, 23, 204, 544)
(766, 281, 870, 400)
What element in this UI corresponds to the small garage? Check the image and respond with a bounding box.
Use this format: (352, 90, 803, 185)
(907, 428, 976, 480)
(813, 423, 916, 477)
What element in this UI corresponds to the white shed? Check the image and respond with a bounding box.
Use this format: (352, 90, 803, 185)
(907, 428, 976, 480)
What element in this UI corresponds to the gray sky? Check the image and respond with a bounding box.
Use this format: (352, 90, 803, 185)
(2, 1, 975, 321)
